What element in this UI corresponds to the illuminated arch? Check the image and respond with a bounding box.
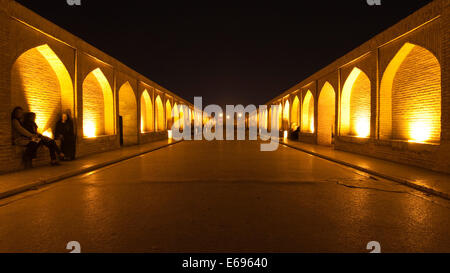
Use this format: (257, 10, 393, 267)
(318, 82, 336, 145)
(165, 100, 172, 129)
(173, 103, 180, 128)
(82, 68, 114, 137)
(119, 82, 137, 145)
(290, 96, 300, 130)
(340, 67, 371, 137)
(155, 95, 165, 131)
(278, 103, 282, 129)
(179, 104, 185, 130)
(11, 44, 74, 138)
(260, 108, 268, 130)
(380, 43, 441, 143)
(301, 91, 314, 133)
(283, 100, 290, 129)
(268, 107, 272, 130)
(140, 89, 153, 133)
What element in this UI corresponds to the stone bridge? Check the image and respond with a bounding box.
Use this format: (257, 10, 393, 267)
(0, 0, 198, 173)
(0, 0, 449, 174)
(264, 0, 449, 173)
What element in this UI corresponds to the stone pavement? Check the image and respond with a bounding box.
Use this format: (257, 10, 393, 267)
(0, 139, 181, 199)
(281, 139, 450, 200)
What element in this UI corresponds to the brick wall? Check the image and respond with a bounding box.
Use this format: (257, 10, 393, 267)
(118, 82, 138, 146)
(266, 0, 449, 173)
(0, 0, 193, 173)
(82, 71, 107, 136)
(140, 90, 153, 133)
(391, 45, 441, 142)
(317, 83, 335, 145)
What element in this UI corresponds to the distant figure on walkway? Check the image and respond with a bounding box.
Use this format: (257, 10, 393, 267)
(54, 110, 76, 161)
(21, 111, 64, 166)
(290, 124, 300, 140)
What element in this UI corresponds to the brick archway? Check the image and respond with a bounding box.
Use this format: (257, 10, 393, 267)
(82, 68, 114, 137)
(11, 44, 74, 138)
(340, 67, 370, 137)
(380, 43, 441, 143)
(318, 82, 335, 145)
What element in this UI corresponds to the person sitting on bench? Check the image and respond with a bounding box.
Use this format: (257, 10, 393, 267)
(22, 112, 64, 166)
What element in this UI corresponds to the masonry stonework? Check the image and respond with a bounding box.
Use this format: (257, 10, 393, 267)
(266, 0, 450, 174)
(0, 0, 193, 173)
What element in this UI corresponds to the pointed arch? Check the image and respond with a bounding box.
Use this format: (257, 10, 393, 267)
(118, 82, 137, 145)
(268, 107, 272, 131)
(290, 96, 300, 130)
(301, 91, 314, 133)
(283, 100, 290, 129)
(278, 103, 282, 129)
(173, 102, 180, 128)
(179, 104, 185, 130)
(140, 89, 153, 133)
(318, 82, 336, 145)
(11, 44, 74, 137)
(165, 100, 172, 129)
(380, 43, 441, 143)
(155, 95, 165, 131)
(340, 67, 371, 137)
(82, 68, 114, 137)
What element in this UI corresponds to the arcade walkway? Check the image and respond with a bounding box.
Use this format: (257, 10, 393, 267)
(0, 140, 449, 252)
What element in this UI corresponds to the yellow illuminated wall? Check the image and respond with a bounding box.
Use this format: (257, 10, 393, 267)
(118, 82, 137, 144)
(155, 95, 165, 131)
(140, 89, 153, 133)
(173, 103, 180, 129)
(11, 44, 74, 137)
(283, 100, 290, 130)
(301, 91, 314, 133)
(268, 107, 272, 130)
(278, 103, 282, 129)
(82, 68, 114, 137)
(261, 109, 268, 130)
(179, 105, 185, 130)
(380, 43, 441, 143)
(290, 96, 300, 130)
(340, 67, 371, 137)
(165, 100, 172, 129)
(318, 82, 335, 145)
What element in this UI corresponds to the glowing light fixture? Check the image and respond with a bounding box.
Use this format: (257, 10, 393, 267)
(355, 118, 370, 138)
(84, 121, 97, 138)
(283, 130, 288, 139)
(42, 128, 53, 139)
(409, 121, 430, 143)
(168, 130, 173, 139)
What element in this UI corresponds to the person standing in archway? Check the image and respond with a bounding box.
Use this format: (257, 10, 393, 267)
(54, 110, 76, 161)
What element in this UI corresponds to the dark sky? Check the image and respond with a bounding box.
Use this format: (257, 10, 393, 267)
(15, 0, 433, 106)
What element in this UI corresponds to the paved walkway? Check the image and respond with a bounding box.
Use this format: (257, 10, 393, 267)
(281, 139, 450, 200)
(1, 140, 449, 252)
(0, 139, 181, 199)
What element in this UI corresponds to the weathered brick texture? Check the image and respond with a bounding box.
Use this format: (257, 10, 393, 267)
(0, 0, 193, 173)
(267, 0, 449, 173)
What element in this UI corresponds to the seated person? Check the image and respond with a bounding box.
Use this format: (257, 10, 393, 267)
(22, 112, 64, 166)
(11, 107, 38, 168)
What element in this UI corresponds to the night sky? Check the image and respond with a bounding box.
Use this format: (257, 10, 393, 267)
(15, 0, 433, 106)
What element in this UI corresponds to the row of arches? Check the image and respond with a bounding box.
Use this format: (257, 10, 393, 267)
(11, 44, 191, 147)
(267, 42, 441, 145)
